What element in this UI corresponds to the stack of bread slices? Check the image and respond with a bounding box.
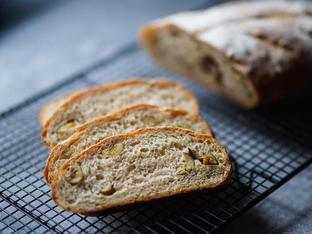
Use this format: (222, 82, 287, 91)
(40, 78, 231, 214)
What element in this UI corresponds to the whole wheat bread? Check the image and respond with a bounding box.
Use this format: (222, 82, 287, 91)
(52, 127, 231, 214)
(140, 0, 312, 108)
(41, 79, 199, 147)
(45, 104, 212, 184)
(39, 94, 74, 126)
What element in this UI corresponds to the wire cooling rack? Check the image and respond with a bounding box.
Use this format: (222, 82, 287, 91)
(0, 43, 311, 234)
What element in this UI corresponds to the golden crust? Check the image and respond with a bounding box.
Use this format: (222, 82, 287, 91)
(51, 127, 231, 214)
(41, 78, 200, 148)
(38, 93, 76, 126)
(39, 100, 58, 126)
(44, 104, 213, 184)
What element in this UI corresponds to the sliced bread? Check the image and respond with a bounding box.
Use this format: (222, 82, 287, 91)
(51, 127, 231, 214)
(45, 104, 212, 184)
(39, 94, 74, 126)
(41, 79, 199, 147)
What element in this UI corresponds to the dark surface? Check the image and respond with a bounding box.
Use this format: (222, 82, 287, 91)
(0, 1, 311, 233)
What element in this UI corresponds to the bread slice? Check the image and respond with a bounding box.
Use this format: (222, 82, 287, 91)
(44, 104, 212, 184)
(39, 94, 74, 126)
(140, 1, 312, 108)
(41, 79, 199, 147)
(51, 127, 231, 214)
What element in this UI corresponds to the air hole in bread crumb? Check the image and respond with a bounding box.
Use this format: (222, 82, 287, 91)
(173, 142, 183, 150)
(129, 121, 136, 126)
(140, 148, 149, 153)
(128, 164, 136, 172)
(159, 148, 165, 155)
(96, 174, 104, 180)
(130, 141, 140, 146)
(67, 199, 75, 204)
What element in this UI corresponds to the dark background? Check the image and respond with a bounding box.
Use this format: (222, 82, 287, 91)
(0, 1, 311, 233)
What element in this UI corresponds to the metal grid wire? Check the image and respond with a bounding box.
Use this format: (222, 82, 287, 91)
(0, 44, 311, 234)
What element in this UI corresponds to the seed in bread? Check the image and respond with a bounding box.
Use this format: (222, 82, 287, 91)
(140, 0, 312, 108)
(51, 127, 231, 214)
(44, 104, 212, 184)
(41, 79, 199, 147)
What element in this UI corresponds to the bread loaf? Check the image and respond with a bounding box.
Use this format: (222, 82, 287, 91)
(45, 104, 212, 184)
(41, 79, 199, 147)
(140, 0, 312, 108)
(51, 127, 231, 214)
